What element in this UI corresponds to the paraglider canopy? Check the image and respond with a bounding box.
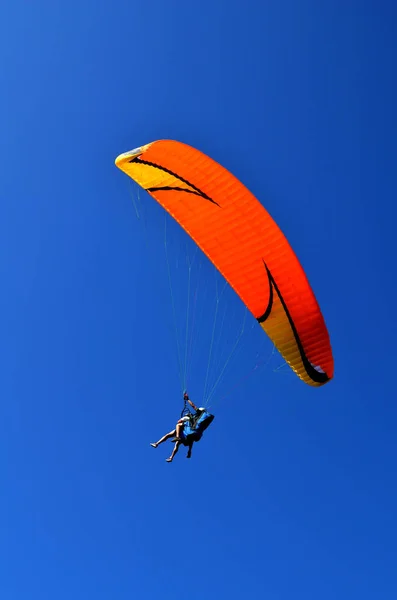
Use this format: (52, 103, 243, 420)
(115, 140, 333, 387)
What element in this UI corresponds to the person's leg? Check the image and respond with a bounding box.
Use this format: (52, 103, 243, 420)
(150, 429, 176, 447)
(171, 421, 186, 442)
(166, 441, 181, 462)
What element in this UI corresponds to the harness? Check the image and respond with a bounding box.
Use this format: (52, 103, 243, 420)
(180, 398, 192, 419)
(180, 399, 201, 429)
(179, 397, 215, 444)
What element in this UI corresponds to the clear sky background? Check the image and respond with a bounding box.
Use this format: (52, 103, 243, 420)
(1, 1, 396, 598)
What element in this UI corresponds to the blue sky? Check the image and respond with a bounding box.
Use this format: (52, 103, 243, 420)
(1, 1, 397, 598)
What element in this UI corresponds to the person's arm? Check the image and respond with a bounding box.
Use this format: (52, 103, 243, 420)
(187, 398, 199, 412)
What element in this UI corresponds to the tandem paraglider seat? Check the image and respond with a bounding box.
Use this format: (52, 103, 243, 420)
(181, 409, 214, 446)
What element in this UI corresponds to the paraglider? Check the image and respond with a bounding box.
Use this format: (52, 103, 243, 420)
(115, 139, 334, 387)
(150, 392, 214, 462)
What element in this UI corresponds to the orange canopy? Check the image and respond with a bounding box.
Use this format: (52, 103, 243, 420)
(116, 140, 333, 387)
